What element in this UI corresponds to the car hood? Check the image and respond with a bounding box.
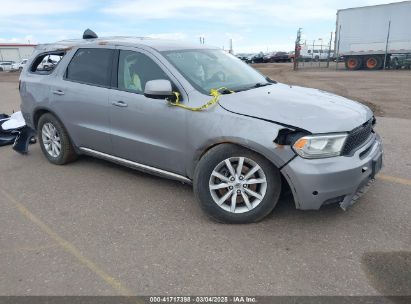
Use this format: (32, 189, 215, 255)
(218, 83, 373, 133)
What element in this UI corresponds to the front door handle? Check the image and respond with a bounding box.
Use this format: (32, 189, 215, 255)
(52, 90, 64, 96)
(112, 101, 128, 107)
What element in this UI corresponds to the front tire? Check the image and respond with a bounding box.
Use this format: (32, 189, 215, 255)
(193, 144, 281, 224)
(38, 113, 77, 165)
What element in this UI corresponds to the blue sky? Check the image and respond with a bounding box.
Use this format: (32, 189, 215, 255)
(0, 0, 405, 53)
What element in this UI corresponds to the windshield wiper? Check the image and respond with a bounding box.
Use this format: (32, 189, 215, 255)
(234, 82, 272, 93)
(219, 88, 234, 94)
(254, 82, 272, 88)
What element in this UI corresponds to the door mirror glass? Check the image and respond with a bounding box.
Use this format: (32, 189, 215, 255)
(144, 79, 173, 99)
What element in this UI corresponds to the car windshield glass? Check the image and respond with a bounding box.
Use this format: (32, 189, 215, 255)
(162, 49, 269, 94)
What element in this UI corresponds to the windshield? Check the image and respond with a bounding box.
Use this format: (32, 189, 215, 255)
(162, 49, 269, 94)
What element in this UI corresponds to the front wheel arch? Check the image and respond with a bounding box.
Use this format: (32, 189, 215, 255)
(193, 142, 295, 200)
(190, 141, 285, 179)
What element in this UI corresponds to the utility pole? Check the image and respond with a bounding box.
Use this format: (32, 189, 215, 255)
(229, 38, 233, 54)
(294, 28, 302, 71)
(335, 25, 341, 70)
(383, 20, 391, 69)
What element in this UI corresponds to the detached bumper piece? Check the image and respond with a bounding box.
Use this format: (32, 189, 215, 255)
(340, 152, 383, 210)
(0, 113, 18, 146)
(339, 178, 375, 210)
(0, 111, 36, 154)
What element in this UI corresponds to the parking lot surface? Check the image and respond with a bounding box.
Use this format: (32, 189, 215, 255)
(0, 68, 410, 296)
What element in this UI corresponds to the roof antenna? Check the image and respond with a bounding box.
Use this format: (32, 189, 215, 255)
(83, 29, 98, 39)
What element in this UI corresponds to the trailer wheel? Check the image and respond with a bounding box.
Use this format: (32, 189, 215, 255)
(345, 56, 363, 70)
(364, 56, 383, 70)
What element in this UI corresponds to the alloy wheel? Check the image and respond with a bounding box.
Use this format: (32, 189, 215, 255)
(42, 122, 61, 158)
(209, 157, 267, 213)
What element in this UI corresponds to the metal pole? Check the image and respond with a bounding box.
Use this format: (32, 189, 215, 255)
(294, 28, 302, 71)
(312, 40, 315, 64)
(327, 31, 333, 68)
(335, 25, 341, 70)
(383, 20, 391, 70)
(319, 39, 323, 67)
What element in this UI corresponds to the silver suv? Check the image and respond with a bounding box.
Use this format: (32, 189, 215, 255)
(19, 33, 383, 223)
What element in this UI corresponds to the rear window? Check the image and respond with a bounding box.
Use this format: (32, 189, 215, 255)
(66, 48, 114, 87)
(30, 52, 65, 74)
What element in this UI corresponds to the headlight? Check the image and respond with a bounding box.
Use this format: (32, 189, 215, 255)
(292, 134, 347, 159)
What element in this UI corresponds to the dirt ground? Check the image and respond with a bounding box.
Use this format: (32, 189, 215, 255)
(253, 63, 411, 119)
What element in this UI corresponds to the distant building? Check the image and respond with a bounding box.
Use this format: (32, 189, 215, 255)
(0, 44, 37, 62)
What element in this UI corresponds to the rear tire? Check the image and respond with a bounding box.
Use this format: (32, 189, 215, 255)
(345, 56, 363, 70)
(38, 113, 78, 165)
(364, 56, 383, 70)
(193, 144, 281, 224)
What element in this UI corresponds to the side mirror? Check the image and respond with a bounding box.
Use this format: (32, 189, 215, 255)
(144, 79, 173, 99)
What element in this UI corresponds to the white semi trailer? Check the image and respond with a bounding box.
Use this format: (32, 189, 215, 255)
(335, 1, 411, 70)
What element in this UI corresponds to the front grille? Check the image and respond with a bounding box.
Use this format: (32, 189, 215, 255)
(342, 119, 373, 155)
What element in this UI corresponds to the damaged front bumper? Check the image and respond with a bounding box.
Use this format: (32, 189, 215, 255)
(281, 133, 383, 210)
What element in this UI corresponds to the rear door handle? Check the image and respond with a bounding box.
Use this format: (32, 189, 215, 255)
(112, 101, 128, 107)
(52, 90, 64, 96)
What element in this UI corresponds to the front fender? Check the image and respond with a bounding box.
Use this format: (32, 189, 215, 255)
(185, 109, 296, 179)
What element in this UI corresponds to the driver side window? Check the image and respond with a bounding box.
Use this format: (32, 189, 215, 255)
(117, 50, 170, 94)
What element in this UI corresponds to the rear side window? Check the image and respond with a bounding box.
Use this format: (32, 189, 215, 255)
(30, 52, 65, 74)
(66, 48, 114, 87)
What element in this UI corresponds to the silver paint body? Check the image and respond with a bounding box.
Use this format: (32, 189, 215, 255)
(19, 37, 383, 210)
